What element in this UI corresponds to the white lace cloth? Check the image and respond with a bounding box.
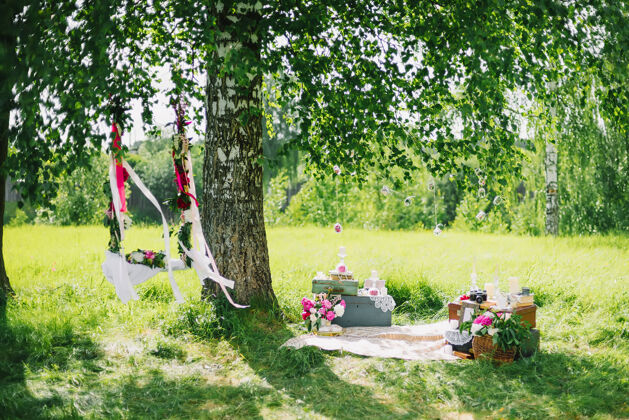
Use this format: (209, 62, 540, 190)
(282, 320, 457, 361)
(369, 295, 396, 312)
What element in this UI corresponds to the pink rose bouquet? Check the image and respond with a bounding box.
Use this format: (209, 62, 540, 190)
(301, 293, 346, 332)
(460, 310, 532, 351)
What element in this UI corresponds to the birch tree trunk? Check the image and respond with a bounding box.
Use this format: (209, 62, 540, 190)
(201, 3, 277, 306)
(544, 141, 559, 235)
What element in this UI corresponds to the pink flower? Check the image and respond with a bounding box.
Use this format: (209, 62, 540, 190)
(144, 250, 155, 260)
(340, 300, 346, 308)
(473, 315, 492, 326)
(319, 307, 327, 315)
(334, 223, 342, 233)
(326, 311, 335, 321)
(337, 264, 346, 273)
(322, 300, 332, 309)
(301, 298, 314, 311)
(301, 311, 309, 320)
(369, 289, 379, 296)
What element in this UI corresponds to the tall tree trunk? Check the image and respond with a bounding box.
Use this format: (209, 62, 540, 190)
(545, 141, 559, 235)
(0, 32, 15, 300)
(201, 3, 277, 306)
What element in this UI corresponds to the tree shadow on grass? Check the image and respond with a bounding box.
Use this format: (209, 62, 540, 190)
(0, 296, 102, 419)
(431, 350, 628, 418)
(95, 369, 271, 419)
(219, 305, 440, 419)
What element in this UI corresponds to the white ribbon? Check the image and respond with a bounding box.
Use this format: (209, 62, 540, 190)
(108, 155, 138, 303)
(181, 151, 248, 308)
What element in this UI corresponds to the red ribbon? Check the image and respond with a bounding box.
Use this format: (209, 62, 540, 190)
(112, 123, 127, 212)
(172, 151, 199, 207)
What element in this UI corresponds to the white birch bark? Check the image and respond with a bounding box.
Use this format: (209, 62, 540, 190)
(201, 2, 276, 305)
(544, 141, 559, 235)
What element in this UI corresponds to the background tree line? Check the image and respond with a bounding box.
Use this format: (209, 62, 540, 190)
(7, 90, 627, 236)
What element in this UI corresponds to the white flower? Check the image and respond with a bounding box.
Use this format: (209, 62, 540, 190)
(470, 323, 483, 335)
(122, 214, 132, 229)
(130, 251, 144, 263)
(309, 314, 317, 323)
(183, 209, 195, 223)
(309, 307, 316, 314)
(488, 328, 498, 336)
(334, 305, 345, 317)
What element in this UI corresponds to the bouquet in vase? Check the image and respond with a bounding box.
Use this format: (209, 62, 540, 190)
(301, 294, 346, 332)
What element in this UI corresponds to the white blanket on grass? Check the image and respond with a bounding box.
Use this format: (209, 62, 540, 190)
(282, 320, 458, 361)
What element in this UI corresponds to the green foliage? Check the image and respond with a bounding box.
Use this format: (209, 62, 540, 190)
(388, 280, 447, 320)
(263, 170, 289, 225)
(460, 311, 532, 352)
(48, 154, 110, 225)
(132, 133, 204, 224)
(7, 208, 28, 227)
(278, 169, 456, 230)
(148, 339, 187, 361)
(3, 1, 159, 205)
(3, 202, 35, 225)
(123, 0, 629, 194)
(164, 299, 239, 341)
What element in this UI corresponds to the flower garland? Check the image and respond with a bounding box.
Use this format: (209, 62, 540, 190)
(166, 97, 196, 267)
(126, 249, 167, 269)
(103, 97, 164, 264)
(104, 96, 130, 254)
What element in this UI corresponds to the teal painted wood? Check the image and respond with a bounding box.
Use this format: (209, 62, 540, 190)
(332, 295, 392, 327)
(312, 279, 358, 295)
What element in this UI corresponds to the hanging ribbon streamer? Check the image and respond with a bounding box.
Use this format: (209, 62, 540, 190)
(173, 150, 199, 207)
(112, 123, 127, 213)
(182, 150, 248, 308)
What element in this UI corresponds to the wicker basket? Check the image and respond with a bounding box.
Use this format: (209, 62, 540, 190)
(472, 335, 516, 364)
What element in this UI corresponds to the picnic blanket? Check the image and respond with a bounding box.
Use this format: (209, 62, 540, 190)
(282, 320, 458, 361)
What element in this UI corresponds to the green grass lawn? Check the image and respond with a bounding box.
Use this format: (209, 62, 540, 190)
(1, 225, 628, 419)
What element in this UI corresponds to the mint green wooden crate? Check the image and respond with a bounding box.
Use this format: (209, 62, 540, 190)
(311, 279, 358, 295)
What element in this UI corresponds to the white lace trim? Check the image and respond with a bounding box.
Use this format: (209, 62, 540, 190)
(368, 295, 396, 312)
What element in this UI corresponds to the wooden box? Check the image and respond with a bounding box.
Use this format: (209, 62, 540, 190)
(331, 295, 392, 327)
(448, 301, 537, 329)
(312, 279, 358, 296)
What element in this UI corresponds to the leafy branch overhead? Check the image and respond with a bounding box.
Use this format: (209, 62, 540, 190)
(118, 0, 629, 187)
(4, 0, 627, 202)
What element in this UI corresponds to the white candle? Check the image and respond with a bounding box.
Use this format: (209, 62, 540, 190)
(485, 283, 495, 300)
(508, 277, 520, 294)
(339, 246, 346, 255)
